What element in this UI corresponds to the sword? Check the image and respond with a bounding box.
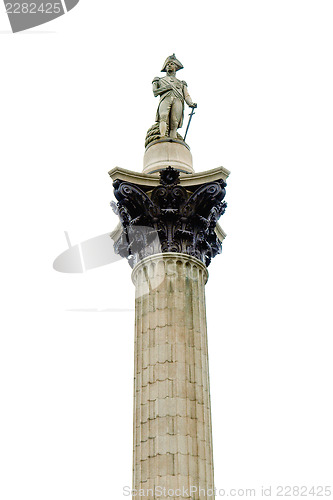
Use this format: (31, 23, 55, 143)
(184, 105, 197, 142)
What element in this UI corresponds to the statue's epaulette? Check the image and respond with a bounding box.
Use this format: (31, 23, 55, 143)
(182, 80, 188, 86)
(152, 76, 160, 83)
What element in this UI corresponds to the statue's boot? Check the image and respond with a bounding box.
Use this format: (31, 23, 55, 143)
(169, 128, 177, 139)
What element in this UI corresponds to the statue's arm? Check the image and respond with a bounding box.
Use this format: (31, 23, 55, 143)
(152, 77, 172, 97)
(183, 82, 197, 108)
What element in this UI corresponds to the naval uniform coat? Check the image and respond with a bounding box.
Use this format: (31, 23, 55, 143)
(153, 75, 194, 128)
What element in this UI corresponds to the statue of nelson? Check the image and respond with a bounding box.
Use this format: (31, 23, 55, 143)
(153, 54, 197, 139)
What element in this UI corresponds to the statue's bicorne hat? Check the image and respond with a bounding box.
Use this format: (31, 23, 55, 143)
(161, 53, 184, 72)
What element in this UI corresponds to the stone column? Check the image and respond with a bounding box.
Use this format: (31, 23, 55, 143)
(131, 253, 214, 499)
(109, 161, 229, 498)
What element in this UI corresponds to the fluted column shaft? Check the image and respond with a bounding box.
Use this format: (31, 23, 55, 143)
(131, 253, 215, 499)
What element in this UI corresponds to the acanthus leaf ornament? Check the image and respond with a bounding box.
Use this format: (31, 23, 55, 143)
(112, 167, 227, 268)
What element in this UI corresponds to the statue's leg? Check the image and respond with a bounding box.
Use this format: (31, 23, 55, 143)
(160, 121, 167, 137)
(169, 99, 183, 139)
(158, 98, 171, 137)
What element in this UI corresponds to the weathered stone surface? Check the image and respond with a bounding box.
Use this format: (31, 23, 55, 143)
(109, 165, 230, 186)
(143, 140, 194, 175)
(132, 253, 214, 498)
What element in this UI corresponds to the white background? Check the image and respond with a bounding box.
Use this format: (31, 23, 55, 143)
(0, 1, 332, 499)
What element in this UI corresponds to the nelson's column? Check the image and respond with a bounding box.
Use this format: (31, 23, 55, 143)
(109, 54, 230, 499)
